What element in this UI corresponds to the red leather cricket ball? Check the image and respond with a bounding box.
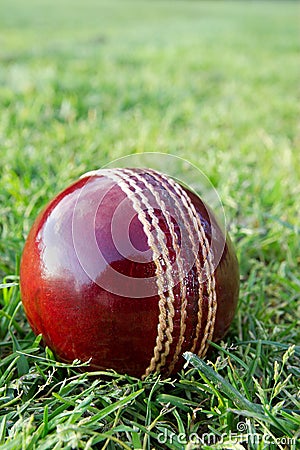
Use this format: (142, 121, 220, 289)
(20, 168, 239, 378)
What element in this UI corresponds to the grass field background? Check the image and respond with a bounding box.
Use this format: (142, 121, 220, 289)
(0, 1, 299, 449)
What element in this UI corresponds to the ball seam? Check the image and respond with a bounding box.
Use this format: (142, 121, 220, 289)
(157, 172, 217, 358)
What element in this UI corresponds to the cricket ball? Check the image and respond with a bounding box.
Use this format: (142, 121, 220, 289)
(20, 168, 239, 378)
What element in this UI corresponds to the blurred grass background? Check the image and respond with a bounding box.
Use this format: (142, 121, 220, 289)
(0, 1, 299, 448)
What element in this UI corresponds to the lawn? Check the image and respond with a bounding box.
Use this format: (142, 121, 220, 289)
(0, 0, 299, 448)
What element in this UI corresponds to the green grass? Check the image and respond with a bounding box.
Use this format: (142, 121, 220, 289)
(0, 0, 299, 448)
